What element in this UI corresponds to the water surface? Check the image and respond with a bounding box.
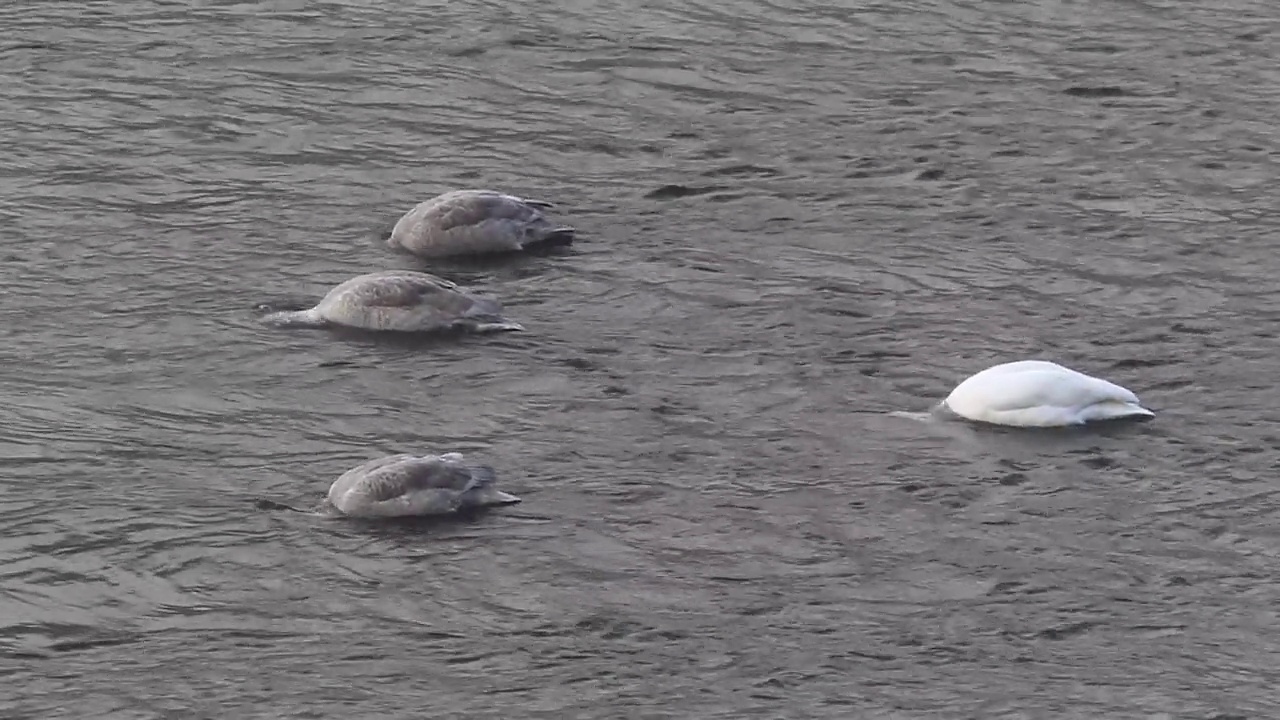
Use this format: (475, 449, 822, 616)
(3, 1, 1280, 717)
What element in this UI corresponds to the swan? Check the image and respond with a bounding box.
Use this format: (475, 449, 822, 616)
(323, 453, 521, 518)
(941, 360, 1154, 427)
(259, 269, 524, 333)
(387, 189, 576, 259)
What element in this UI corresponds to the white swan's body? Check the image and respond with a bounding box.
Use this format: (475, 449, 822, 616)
(942, 360, 1153, 427)
(388, 189, 575, 259)
(326, 453, 521, 518)
(260, 270, 523, 333)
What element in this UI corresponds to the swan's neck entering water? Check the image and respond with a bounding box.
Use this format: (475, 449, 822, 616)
(261, 307, 326, 328)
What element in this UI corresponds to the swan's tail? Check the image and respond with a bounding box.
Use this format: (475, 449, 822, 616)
(520, 197, 557, 209)
(465, 319, 526, 333)
(482, 489, 522, 505)
(524, 226, 576, 250)
(1086, 400, 1156, 422)
(460, 296, 525, 333)
(462, 465, 522, 507)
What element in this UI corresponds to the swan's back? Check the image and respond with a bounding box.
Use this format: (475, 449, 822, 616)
(328, 454, 419, 503)
(389, 190, 571, 258)
(314, 270, 511, 332)
(945, 360, 1150, 427)
(328, 453, 517, 518)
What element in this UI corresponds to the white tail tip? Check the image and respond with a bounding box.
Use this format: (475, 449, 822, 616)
(486, 490, 522, 505)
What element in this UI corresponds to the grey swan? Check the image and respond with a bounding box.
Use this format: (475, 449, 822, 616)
(387, 189, 575, 259)
(260, 269, 523, 333)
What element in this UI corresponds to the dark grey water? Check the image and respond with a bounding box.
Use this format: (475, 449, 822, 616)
(3, 0, 1280, 717)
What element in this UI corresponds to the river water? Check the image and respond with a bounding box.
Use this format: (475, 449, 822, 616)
(3, 1, 1280, 718)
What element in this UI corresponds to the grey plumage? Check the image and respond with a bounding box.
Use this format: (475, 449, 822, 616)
(260, 270, 524, 333)
(327, 452, 520, 518)
(387, 189, 576, 259)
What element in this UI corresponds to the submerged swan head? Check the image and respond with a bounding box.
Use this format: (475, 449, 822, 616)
(257, 304, 326, 328)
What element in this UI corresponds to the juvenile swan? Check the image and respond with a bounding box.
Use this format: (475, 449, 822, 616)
(260, 270, 523, 333)
(326, 453, 521, 518)
(942, 360, 1154, 427)
(388, 189, 576, 259)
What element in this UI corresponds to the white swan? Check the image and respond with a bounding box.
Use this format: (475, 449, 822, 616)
(325, 453, 521, 518)
(388, 189, 576, 259)
(941, 360, 1154, 427)
(259, 269, 523, 333)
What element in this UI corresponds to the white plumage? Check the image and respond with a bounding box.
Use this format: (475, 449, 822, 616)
(943, 360, 1154, 427)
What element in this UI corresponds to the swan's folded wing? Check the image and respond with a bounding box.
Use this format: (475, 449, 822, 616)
(433, 192, 543, 232)
(1070, 372, 1143, 405)
(419, 282, 499, 320)
(340, 273, 451, 309)
(362, 456, 479, 501)
(985, 369, 1140, 411)
(330, 454, 418, 500)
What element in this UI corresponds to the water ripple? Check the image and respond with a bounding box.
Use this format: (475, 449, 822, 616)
(3, 0, 1280, 717)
